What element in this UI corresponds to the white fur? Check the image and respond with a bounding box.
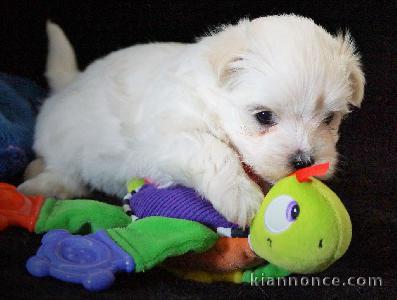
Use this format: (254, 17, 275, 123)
(45, 21, 79, 91)
(19, 15, 364, 226)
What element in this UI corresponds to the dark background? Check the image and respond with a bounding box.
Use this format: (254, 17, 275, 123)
(0, 1, 396, 299)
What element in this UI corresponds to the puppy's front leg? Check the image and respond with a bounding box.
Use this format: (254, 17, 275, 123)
(151, 133, 264, 227)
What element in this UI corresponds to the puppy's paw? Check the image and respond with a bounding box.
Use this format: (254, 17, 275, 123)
(207, 176, 264, 228)
(23, 158, 45, 180)
(18, 180, 68, 199)
(18, 171, 87, 199)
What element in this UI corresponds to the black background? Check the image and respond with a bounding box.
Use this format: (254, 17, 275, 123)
(0, 1, 396, 299)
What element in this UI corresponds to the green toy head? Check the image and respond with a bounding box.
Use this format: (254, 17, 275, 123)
(249, 163, 352, 274)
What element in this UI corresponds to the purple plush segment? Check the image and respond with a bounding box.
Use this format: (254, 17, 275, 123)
(130, 184, 238, 230)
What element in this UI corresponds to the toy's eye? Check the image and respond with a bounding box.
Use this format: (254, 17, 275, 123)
(286, 201, 300, 221)
(264, 195, 300, 233)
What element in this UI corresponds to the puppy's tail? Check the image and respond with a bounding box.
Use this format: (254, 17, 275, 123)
(46, 20, 79, 92)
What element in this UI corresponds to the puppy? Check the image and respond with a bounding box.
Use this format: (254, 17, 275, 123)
(19, 15, 365, 226)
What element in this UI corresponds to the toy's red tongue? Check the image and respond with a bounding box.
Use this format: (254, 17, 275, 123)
(241, 162, 271, 193)
(294, 162, 330, 182)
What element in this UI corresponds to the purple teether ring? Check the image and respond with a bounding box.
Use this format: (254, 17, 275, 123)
(26, 229, 134, 291)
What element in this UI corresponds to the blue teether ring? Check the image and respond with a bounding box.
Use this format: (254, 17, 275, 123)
(26, 229, 134, 291)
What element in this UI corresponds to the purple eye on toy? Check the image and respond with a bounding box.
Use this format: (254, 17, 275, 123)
(286, 201, 300, 222)
(264, 195, 300, 233)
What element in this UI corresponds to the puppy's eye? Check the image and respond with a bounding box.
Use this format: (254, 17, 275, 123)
(323, 112, 335, 125)
(255, 111, 275, 126)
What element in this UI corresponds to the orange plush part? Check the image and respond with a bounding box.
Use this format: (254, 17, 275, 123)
(294, 162, 330, 182)
(0, 183, 44, 231)
(165, 237, 265, 272)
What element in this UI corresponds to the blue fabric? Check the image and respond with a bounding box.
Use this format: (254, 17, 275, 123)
(0, 73, 45, 180)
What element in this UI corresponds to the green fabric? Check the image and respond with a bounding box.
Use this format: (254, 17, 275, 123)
(126, 178, 145, 193)
(107, 216, 218, 272)
(35, 198, 131, 234)
(241, 264, 291, 283)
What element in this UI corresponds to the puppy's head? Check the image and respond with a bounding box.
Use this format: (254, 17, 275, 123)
(205, 15, 364, 182)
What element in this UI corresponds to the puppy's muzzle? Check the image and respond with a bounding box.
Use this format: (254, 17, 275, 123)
(290, 151, 314, 170)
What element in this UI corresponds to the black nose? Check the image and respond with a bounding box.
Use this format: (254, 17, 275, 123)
(290, 151, 314, 170)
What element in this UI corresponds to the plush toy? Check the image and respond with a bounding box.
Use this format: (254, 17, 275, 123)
(0, 163, 352, 291)
(0, 73, 45, 181)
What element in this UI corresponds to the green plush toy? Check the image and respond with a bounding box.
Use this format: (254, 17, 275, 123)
(244, 163, 352, 281)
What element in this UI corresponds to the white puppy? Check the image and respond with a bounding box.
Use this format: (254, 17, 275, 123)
(19, 15, 365, 226)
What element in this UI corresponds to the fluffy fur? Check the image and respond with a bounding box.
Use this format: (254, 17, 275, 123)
(19, 15, 365, 226)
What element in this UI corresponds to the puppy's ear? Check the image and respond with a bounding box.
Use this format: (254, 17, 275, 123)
(348, 60, 365, 107)
(337, 32, 365, 107)
(204, 19, 249, 86)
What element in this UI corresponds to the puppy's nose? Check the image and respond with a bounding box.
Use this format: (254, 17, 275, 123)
(290, 151, 314, 170)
